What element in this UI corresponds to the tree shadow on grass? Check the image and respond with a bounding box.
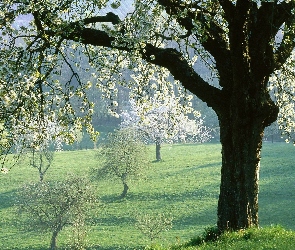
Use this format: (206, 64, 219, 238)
(100, 193, 128, 203)
(172, 206, 217, 230)
(0, 189, 17, 209)
(85, 245, 144, 250)
(6, 246, 143, 250)
(196, 162, 221, 170)
(99, 160, 220, 204)
(91, 214, 136, 227)
(151, 159, 164, 163)
(4, 247, 69, 250)
(96, 188, 219, 229)
(125, 187, 219, 203)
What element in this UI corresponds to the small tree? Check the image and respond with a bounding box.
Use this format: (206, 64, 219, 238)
(94, 128, 149, 198)
(29, 149, 54, 182)
(14, 116, 65, 182)
(16, 175, 96, 250)
(135, 212, 173, 243)
(121, 98, 211, 161)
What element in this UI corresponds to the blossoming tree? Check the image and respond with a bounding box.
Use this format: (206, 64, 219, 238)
(121, 96, 211, 161)
(1, 0, 295, 232)
(13, 116, 69, 181)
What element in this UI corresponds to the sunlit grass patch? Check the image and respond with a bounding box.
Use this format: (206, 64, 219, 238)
(181, 226, 295, 250)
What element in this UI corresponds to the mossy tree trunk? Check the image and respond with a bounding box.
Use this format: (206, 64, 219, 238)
(217, 106, 274, 230)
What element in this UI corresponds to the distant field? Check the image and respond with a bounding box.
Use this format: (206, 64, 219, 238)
(0, 142, 294, 249)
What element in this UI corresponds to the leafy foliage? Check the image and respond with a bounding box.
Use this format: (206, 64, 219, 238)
(0, 1, 100, 151)
(136, 212, 173, 242)
(93, 128, 149, 197)
(16, 175, 97, 249)
(121, 97, 211, 161)
(269, 51, 295, 142)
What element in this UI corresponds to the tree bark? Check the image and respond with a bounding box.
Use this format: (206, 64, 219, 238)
(50, 230, 59, 250)
(39, 172, 44, 182)
(120, 182, 129, 198)
(218, 117, 261, 230)
(155, 137, 161, 161)
(216, 89, 278, 231)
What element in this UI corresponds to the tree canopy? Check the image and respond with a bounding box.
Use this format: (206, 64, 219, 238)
(1, 1, 294, 136)
(120, 97, 211, 160)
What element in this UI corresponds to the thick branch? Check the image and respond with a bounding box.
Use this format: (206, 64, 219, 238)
(218, 0, 235, 23)
(60, 27, 116, 48)
(250, 1, 295, 74)
(199, 20, 232, 89)
(48, 4, 229, 98)
(260, 1, 294, 38)
(235, 0, 252, 23)
(58, 22, 224, 112)
(82, 12, 121, 25)
(52, 12, 121, 47)
(271, 2, 295, 70)
(141, 44, 225, 112)
(157, 0, 232, 88)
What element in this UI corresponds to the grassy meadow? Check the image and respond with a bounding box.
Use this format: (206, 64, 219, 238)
(0, 142, 295, 249)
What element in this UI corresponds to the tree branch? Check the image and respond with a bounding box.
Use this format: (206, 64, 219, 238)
(235, 0, 252, 22)
(218, 0, 235, 23)
(82, 12, 121, 25)
(141, 44, 225, 111)
(271, 2, 295, 70)
(247, 1, 295, 76)
(57, 21, 224, 111)
(60, 27, 116, 48)
(156, 0, 232, 88)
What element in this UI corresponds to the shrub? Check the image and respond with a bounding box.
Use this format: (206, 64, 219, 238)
(135, 212, 173, 243)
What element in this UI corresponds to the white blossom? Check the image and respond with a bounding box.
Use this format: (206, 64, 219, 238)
(120, 97, 211, 144)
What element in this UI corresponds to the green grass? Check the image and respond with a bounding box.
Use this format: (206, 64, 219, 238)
(1, 142, 295, 249)
(152, 225, 295, 250)
(195, 226, 295, 250)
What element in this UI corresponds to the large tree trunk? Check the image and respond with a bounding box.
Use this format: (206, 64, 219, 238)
(213, 9, 281, 229)
(217, 117, 263, 230)
(216, 87, 278, 231)
(155, 137, 161, 161)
